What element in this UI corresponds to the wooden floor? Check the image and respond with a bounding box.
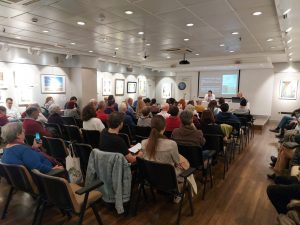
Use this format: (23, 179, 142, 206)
(0, 122, 279, 225)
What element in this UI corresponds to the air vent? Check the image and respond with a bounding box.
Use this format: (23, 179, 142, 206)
(161, 47, 193, 54)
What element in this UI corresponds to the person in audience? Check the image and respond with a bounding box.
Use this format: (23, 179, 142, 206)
(167, 98, 177, 106)
(99, 112, 142, 163)
(216, 103, 241, 127)
(172, 110, 205, 147)
(47, 104, 64, 127)
(126, 97, 135, 114)
(96, 101, 108, 123)
(269, 107, 300, 133)
(5, 97, 21, 121)
(89, 98, 98, 110)
(233, 98, 250, 115)
(178, 99, 186, 112)
(82, 103, 105, 132)
(187, 100, 194, 106)
(200, 110, 225, 140)
(195, 100, 205, 113)
(119, 102, 135, 127)
(64, 96, 79, 109)
(136, 98, 145, 119)
(208, 100, 221, 116)
(1, 122, 63, 173)
(104, 95, 118, 114)
(22, 106, 51, 137)
(143, 98, 151, 106)
(165, 106, 180, 132)
(157, 102, 170, 119)
(218, 97, 225, 106)
(237, 92, 247, 103)
(133, 96, 142, 111)
(204, 90, 215, 102)
(0, 106, 9, 126)
(30, 103, 48, 124)
(184, 104, 201, 128)
(44, 96, 54, 109)
(109, 95, 118, 111)
(64, 101, 80, 119)
(137, 106, 152, 127)
(150, 98, 159, 114)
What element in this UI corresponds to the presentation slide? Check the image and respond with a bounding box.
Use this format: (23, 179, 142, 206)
(198, 71, 239, 98)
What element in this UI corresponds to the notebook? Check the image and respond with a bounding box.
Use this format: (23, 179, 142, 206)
(129, 143, 142, 154)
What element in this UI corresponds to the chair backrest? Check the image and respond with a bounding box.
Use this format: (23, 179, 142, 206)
(203, 134, 224, 153)
(1, 163, 38, 195)
(0, 162, 12, 185)
(75, 118, 83, 128)
(118, 133, 131, 148)
(64, 125, 82, 143)
(135, 126, 151, 142)
(177, 145, 204, 169)
(119, 124, 133, 143)
(32, 169, 78, 212)
(42, 137, 68, 164)
(163, 131, 172, 139)
(62, 116, 77, 126)
(81, 129, 101, 149)
(25, 134, 35, 146)
(136, 157, 178, 193)
(72, 143, 93, 177)
(45, 123, 63, 138)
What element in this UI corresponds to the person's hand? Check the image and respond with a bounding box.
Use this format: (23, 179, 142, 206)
(53, 165, 64, 170)
(32, 139, 43, 149)
(136, 151, 143, 157)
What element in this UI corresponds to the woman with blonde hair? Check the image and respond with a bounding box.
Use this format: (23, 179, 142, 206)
(136, 99, 145, 119)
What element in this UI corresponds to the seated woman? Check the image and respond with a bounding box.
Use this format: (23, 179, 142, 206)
(200, 110, 225, 138)
(47, 104, 64, 127)
(208, 100, 221, 116)
(165, 106, 180, 132)
(137, 106, 152, 127)
(44, 96, 54, 110)
(96, 100, 109, 123)
(82, 103, 105, 132)
(1, 122, 63, 173)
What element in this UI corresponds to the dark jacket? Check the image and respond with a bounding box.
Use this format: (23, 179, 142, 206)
(216, 112, 241, 129)
(48, 113, 64, 126)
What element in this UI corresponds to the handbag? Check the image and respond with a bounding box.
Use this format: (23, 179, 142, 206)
(65, 143, 83, 184)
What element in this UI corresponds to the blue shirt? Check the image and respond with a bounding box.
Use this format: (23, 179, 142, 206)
(1, 144, 53, 173)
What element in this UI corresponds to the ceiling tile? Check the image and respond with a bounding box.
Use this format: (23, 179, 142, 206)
(135, 0, 183, 15)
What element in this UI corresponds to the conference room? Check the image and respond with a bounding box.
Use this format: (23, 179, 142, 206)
(0, 0, 300, 224)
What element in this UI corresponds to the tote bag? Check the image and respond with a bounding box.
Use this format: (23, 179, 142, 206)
(66, 144, 83, 184)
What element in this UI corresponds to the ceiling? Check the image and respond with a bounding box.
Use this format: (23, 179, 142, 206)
(0, 0, 298, 69)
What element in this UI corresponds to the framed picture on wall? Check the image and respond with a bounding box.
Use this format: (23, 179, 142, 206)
(41, 74, 66, 94)
(115, 79, 125, 96)
(162, 83, 172, 99)
(102, 78, 112, 96)
(279, 80, 298, 100)
(127, 82, 137, 93)
(138, 79, 147, 96)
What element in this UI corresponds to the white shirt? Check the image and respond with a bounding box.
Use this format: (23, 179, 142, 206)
(83, 118, 105, 132)
(37, 113, 48, 124)
(204, 94, 216, 102)
(6, 107, 21, 121)
(157, 111, 170, 119)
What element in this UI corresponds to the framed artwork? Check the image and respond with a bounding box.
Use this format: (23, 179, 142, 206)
(115, 79, 125, 96)
(138, 79, 147, 96)
(162, 83, 172, 99)
(127, 82, 137, 93)
(41, 74, 66, 93)
(279, 80, 298, 100)
(102, 78, 112, 96)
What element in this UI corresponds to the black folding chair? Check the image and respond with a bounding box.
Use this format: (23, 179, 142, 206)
(45, 123, 63, 138)
(62, 116, 77, 126)
(135, 126, 151, 143)
(81, 129, 101, 149)
(163, 131, 172, 139)
(75, 118, 83, 128)
(118, 133, 131, 148)
(135, 157, 195, 225)
(42, 137, 68, 166)
(120, 124, 134, 144)
(64, 125, 83, 143)
(25, 134, 35, 146)
(72, 143, 93, 179)
(0, 163, 13, 220)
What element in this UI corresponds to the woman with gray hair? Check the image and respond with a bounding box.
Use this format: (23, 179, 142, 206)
(47, 104, 64, 127)
(1, 122, 63, 173)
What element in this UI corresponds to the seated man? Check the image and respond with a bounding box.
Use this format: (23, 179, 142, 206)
(232, 98, 250, 115)
(172, 110, 205, 147)
(204, 90, 215, 102)
(157, 103, 170, 119)
(99, 112, 142, 163)
(270, 107, 300, 133)
(119, 102, 135, 127)
(137, 106, 152, 127)
(5, 97, 21, 122)
(216, 103, 241, 129)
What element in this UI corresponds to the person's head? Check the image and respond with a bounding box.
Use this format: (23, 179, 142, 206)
(180, 110, 193, 126)
(137, 99, 145, 113)
(237, 92, 243, 98)
(146, 115, 166, 159)
(127, 98, 133, 106)
(98, 101, 106, 111)
(70, 96, 77, 102)
(108, 112, 124, 130)
(0, 106, 7, 115)
(161, 102, 169, 112)
(187, 100, 194, 106)
(167, 98, 176, 106)
(208, 90, 212, 96)
(25, 106, 39, 120)
(196, 100, 202, 105)
(218, 97, 225, 105)
(1, 122, 24, 143)
(178, 99, 186, 110)
(184, 104, 195, 113)
(66, 101, 76, 109)
(141, 106, 151, 117)
(150, 98, 156, 106)
(169, 106, 179, 117)
(107, 95, 115, 106)
(45, 96, 53, 104)
(240, 98, 247, 107)
(137, 96, 143, 101)
(82, 103, 96, 121)
(208, 100, 217, 110)
(108, 95, 114, 101)
(119, 102, 128, 113)
(29, 103, 41, 112)
(48, 104, 61, 115)
(201, 109, 215, 124)
(89, 98, 98, 110)
(220, 103, 229, 112)
(143, 98, 151, 106)
(6, 98, 13, 109)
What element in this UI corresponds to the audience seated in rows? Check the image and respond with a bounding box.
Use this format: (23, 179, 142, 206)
(64, 96, 79, 109)
(150, 98, 159, 114)
(157, 103, 170, 119)
(1, 122, 63, 173)
(99, 112, 142, 163)
(233, 98, 250, 115)
(200, 110, 224, 137)
(216, 103, 241, 126)
(119, 102, 135, 127)
(82, 103, 105, 132)
(5, 97, 21, 121)
(137, 106, 152, 127)
(64, 101, 80, 119)
(172, 110, 205, 147)
(96, 100, 108, 123)
(47, 104, 64, 127)
(165, 106, 180, 132)
(0, 105, 9, 126)
(208, 100, 221, 116)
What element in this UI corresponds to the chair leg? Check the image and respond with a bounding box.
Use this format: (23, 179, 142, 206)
(202, 172, 207, 200)
(34, 201, 46, 225)
(91, 204, 104, 225)
(133, 184, 143, 216)
(187, 186, 193, 216)
(209, 165, 213, 188)
(176, 179, 187, 225)
(1, 187, 14, 219)
(77, 193, 89, 225)
(32, 197, 43, 225)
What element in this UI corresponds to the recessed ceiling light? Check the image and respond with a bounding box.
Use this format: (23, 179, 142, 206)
(138, 31, 144, 35)
(270, 46, 276, 49)
(43, 30, 49, 33)
(289, 58, 293, 61)
(89, 50, 93, 53)
(229, 50, 235, 53)
(15, 36, 21, 39)
(286, 27, 293, 33)
(146, 43, 151, 46)
(283, 8, 291, 15)
(195, 53, 199, 56)
(186, 23, 194, 27)
(166, 56, 171, 59)
(287, 39, 292, 44)
(289, 53, 293, 56)
(267, 38, 273, 42)
(288, 46, 292, 50)
(113, 55, 116, 58)
(252, 11, 262, 16)
(125, 10, 133, 15)
(70, 42, 76, 45)
(77, 21, 85, 26)
(184, 38, 189, 41)
(232, 32, 239, 35)
(219, 43, 225, 47)
(115, 47, 119, 50)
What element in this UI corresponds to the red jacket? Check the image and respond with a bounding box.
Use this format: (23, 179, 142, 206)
(165, 116, 181, 131)
(96, 110, 109, 123)
(23, 118, 52, 137)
